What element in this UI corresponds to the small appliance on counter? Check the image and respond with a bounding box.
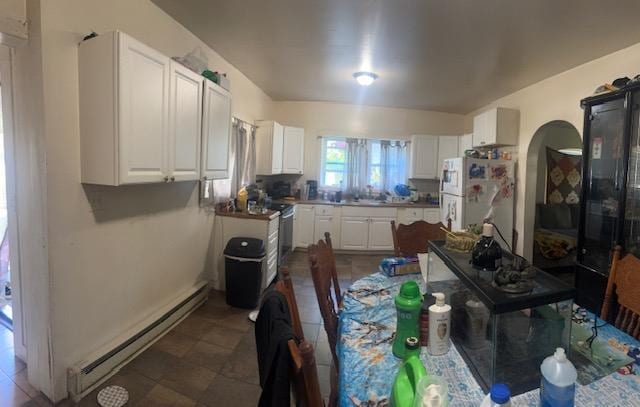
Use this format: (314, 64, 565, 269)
(268, 181, 291, 199)
(306, 180, 318, 200)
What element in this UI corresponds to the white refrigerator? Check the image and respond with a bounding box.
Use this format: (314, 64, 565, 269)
(440, 157, 515, 249)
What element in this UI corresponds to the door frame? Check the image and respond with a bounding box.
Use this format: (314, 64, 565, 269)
(0, 44, 25, 359)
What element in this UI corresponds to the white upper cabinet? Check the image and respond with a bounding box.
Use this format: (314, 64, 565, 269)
(201, 80, 232, 180)
(472, 108, 519, 147)
(409, 135, 439, 179)
(79, 31, 230, 185)
(437, 136, 459, 179)
(459, 133, 473, 156)
(282, 126, 305, 174)
(169, 60, 203, 181)
(255, 121, 284, 175)
(256, 122, 305, 175)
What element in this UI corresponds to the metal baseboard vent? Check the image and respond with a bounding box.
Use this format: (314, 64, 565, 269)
(67, 282, 208, 401)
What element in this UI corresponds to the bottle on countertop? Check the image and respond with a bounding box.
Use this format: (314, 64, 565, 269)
(393, 281, 423, 359)
(428, 293, 451, 356)
(419, 290, 436, 347)
(540, 348, 576, 407)
(480, 383, 511, 407)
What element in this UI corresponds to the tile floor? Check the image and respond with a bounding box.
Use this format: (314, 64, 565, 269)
(0, 251, 385, 406)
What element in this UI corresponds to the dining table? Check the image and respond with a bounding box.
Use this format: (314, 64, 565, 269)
(337, 272, 640, 407)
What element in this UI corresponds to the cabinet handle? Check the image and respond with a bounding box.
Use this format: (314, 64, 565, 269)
(170, 176, 175, 182)
(202, 176, 208, 181)
(163, 176, 169, 182)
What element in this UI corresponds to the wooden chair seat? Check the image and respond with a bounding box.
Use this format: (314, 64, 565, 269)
(391, 219, 451, 257)
(275, 267, 324, 407)
(600, 246, 640, 339)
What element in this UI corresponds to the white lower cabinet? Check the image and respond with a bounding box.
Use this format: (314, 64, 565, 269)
(340, 217, 369, 250)
(314, 215, 333, 243)
(296, 205, 316, 248)
(368, 217, 396, 250)
(423, 208, 441, 224)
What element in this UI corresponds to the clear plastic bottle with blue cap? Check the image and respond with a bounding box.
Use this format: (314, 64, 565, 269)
(480, 383, 511, 407)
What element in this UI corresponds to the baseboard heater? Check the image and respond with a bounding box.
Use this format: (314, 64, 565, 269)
(67, 281, 209, 401)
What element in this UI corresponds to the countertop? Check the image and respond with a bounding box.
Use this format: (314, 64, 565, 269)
(281, 199, 439, 208)
(215, 208, 280, 220)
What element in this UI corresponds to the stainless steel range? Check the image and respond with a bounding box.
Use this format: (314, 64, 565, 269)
(269, 203, 295, 266)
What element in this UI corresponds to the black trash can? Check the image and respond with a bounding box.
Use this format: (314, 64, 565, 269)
(224, 237, 266, 309)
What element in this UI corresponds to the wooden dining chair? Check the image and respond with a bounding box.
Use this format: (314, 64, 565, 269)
(307, 242, 340, 407)
(323, 232, 343, 308)
(275, 267, 324, 407)
(600, 246, 640, 339)
(390, 219, 451, 257)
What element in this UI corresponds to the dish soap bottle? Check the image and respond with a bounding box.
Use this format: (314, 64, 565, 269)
(428, 293, 451, 356)
(393, 281, 423, 359)
(480, 383, 511, 406)
(540, 348, 576, 407)
(391, 337, 426, 407)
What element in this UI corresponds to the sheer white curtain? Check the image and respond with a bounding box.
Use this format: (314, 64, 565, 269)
(345, 138, 368, 193)
(380, 140, 409, 191)
(229, 119, 256, 197)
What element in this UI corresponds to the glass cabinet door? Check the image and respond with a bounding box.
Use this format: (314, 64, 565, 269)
(579, 98, 627, 274)
(624, 93, 640, 257)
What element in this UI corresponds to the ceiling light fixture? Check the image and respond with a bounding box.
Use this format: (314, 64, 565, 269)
(353, 71, 378, 86)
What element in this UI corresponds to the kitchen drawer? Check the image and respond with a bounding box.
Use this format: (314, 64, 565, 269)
(315, 205, 334, 216)
(341, 206, 397, 218)
(405, 208, 423, 219)
(423, 208, 440, 224)
(266, 251, 278, 287)
(267, 229, 279, 253)
(268, 217, 279, 236)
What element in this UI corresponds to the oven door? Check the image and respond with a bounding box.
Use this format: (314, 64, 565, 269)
(278, 208, 294, 266)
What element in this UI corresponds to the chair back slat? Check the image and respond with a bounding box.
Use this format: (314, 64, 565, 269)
(601, 246, 640, 339)
(308, 242, 340, 368)
(274, 267, 324, 407)
(324, 232, 343, 308)
(390, 219, 450, 257)
(275, 267, 304, 340)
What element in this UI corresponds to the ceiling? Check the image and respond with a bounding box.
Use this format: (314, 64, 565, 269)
(152, 0, 640, 114)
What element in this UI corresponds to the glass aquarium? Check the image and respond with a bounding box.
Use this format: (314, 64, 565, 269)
(427, 241, 574, 395)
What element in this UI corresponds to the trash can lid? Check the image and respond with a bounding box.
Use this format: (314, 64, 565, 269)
(224, 237, 266, 259)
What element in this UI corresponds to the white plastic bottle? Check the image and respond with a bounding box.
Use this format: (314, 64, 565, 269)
(428, 293, 451, 356)
(539, 348, 577, 407)
(480, 383, 511, 407)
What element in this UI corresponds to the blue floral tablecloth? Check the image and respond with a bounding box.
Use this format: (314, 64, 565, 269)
(337, 272, 640, 406)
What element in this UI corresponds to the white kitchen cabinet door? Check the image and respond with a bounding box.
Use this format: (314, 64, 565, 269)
(201, 80, 232, 179)
(314, 215, 333, 244)
(423, 208, 440, 224)
(168, 61, 202, 181)
(368, 217, 395, 250)
(118, 33, 170, 184)
(459, 133, 473, 156)
(340, 217, 369, 250)
(437, 136, 459, 179)
(409, 135, 439, 179)
(282, 126, 305, 174)
(255, 121, 284, 175)
(297, 205, 316, 248)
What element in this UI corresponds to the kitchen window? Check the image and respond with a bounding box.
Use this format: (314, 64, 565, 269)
(319, 136, 408, 192)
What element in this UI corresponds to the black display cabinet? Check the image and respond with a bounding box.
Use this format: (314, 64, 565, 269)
(578, 84, 640, 312)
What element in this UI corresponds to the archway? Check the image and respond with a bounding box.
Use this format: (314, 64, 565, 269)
(522, 121, 582, 270)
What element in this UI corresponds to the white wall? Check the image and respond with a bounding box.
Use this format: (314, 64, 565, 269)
(18, 0, 272, 400)
(272, 101, 465, 182)
(464, 40, 640, 258)
(0, 0, 27, 43)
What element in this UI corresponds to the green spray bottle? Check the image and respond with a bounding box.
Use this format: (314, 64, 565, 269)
(391, 337, 427, 407)
(393, 280, 423, 359)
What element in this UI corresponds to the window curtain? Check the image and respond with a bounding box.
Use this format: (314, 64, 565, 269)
(229, 119, 256, 197)
(345, 138, 368, 193)
(380, 140, 409, 191)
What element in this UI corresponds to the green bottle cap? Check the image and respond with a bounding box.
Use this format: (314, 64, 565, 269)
(399, 281, 420, 299)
